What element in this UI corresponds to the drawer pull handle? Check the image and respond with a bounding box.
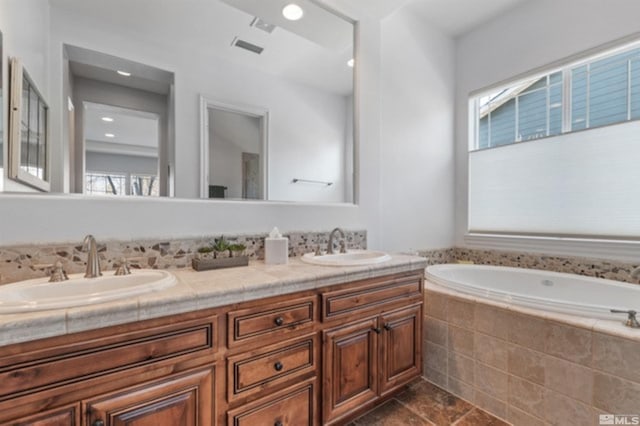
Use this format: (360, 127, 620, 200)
(373, 327, 381, 334)
(274, 361, 284, 371)
(384, 323, 393, 331)
(275, 421, 283, 426)
(93, 420, 105, 426)
(274, 316, 284, 326)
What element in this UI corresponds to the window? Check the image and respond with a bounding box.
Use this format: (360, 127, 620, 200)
(472, 43, 640, 150)
(85, 172, 127, 196)
(468, 40, 640, 239)
(85, 172, 158, 196)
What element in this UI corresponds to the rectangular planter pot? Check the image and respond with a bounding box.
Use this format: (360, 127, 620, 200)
(192, 256, 249, 271)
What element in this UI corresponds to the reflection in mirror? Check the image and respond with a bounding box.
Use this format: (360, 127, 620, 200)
(0, 0, 354, 203)
(0, 30, 3, 191)
(83, 103, 160, 196)
(65, 44, 174, 197)
(8, 58, 50, 191)
(203, 100, 267, 200)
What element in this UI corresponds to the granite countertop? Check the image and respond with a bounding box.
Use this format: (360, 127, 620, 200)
(0, 255, 427, 348)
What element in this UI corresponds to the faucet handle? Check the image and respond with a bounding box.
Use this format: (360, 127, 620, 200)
(314, 245, 322, 256)
(610, 309, 640, 328)
(339, 240, 347, 254)
(49, 261, 69, 282)
(114, 257, 132, 276)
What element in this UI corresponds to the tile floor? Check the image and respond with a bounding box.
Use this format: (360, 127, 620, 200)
(350, 379, 510, 426)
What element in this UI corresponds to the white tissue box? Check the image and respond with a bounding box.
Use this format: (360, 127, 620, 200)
(265, 237, 288, 265)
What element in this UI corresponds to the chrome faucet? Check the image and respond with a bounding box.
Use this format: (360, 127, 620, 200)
(327, 227, 348, 255)
(83, 235, 102, 278)
(631, 266, 640, 280)
(611, 309, 640, 328)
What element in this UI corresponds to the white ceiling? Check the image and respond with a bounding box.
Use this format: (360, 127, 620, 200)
(50, 0, 354, 95)
(402, 0, 530, 37)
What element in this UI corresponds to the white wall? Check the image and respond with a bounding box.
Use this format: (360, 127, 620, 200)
(0, 0, 50, 193)
(455, 0, 640, 258)
(0, 2, 382, 247)
(378, 6, 456, 252)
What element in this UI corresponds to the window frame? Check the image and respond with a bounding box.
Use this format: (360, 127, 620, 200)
(464, 35, 640, 260)
(470, 39, 640, 152)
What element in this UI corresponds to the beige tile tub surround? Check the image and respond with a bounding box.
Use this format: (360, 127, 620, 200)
(418, 247, 640, 285)
(423, 284, 640, 426)
(0, 229, 366, 285)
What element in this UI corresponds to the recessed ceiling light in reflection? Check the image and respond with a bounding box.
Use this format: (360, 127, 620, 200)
(116, 70, 131, 77)
(347, 59, 354, 68)
(101, 117, 114, 122)
(282, 4, 303, 21)
(105, 133, 115, 138)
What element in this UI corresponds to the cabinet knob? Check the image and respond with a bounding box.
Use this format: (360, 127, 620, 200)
(274, 361, 284, 371)
(373, 327, 381, 334)
(274, 421, 283, 426)
(274, 316, 284, 326)
(93, 420, 105, 426)
(384, 323, 392, 331)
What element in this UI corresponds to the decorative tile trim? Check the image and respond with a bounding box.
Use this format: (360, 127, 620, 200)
(417, 247, 640, 285)
(0, 230, 367, 285)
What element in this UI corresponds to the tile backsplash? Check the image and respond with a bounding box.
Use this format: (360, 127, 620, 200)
(418, 247, 639, 285)
(0, 230, 367, 285)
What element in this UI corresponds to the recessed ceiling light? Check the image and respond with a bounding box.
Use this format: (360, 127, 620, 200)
(282, 4, 303, 21)
(105, 133, 115, 138)
(117, 70, 131, 77)
(101, 117, 114, 122)
(347, 58, 355, 68)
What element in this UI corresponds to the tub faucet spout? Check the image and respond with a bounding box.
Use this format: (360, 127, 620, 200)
(610, 309, 640, 328)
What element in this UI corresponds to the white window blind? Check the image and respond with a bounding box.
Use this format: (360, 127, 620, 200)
(469, 120, 640, 237)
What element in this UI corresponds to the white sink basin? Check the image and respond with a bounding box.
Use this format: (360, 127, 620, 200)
(0, 270, 177, 314)
(301, 250, 391, 267)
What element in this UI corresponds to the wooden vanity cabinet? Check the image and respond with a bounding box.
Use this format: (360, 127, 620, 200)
(0, 270, 423, 426)
(321, 274, 423, 425)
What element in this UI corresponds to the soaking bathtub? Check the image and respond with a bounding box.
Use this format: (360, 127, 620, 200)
(425, 263, 640, 321)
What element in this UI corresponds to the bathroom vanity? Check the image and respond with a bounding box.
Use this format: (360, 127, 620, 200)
(0, 256, 425, 426)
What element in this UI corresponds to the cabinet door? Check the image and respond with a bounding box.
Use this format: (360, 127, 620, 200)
(322, 317, 378, 425)
(379, 304, 422, 396)
(86, 367, 214, 426)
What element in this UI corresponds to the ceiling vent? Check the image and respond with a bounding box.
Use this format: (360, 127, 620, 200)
(250, 17, 276, 34)
(231, 37, 264, 55)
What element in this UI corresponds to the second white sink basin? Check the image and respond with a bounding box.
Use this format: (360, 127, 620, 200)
(301, 250, 391, 267)
(0, 270, 177, 314)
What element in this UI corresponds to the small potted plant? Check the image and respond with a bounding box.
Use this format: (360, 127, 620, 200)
(213, 237, 231, 258)
(192, 236, 250, 271)
(229, 243, 246, 258)
(196, 245, 215, 260)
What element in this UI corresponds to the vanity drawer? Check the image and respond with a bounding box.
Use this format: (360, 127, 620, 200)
(322, 274, 422, 321)
(228, 296, 316, 347)
(228, 334, 317, 404)
(227, 378, 316, 426)
(0, 316, 216, 399)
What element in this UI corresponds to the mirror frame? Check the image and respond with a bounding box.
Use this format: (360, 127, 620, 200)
(8, 58, 50, 192)
(199, 95, 269, 200)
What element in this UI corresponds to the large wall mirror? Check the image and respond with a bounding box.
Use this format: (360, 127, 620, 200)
(0, 0, 355, 203)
